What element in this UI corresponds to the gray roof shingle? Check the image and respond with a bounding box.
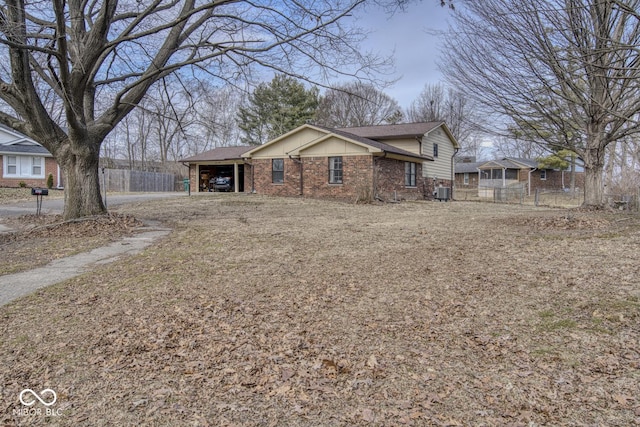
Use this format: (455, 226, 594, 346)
(180, 146, 252, 162)
(0, 144, 51, 156)
(337, 122, 443, 140)
(314, 125, 432, 161)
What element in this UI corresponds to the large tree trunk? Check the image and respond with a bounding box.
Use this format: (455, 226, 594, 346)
(58, 141, 106, 220)
(583, 146, 606, 208)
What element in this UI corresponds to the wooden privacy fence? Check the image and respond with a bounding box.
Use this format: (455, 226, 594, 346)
(100, 169, 176, 192)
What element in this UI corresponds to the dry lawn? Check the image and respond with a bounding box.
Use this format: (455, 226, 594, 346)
(1, 194, 639, 426)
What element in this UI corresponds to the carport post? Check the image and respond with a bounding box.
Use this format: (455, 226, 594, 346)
(234, 163, 239, 192)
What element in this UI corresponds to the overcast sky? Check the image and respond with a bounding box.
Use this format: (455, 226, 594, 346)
(354, 2, 453, 110)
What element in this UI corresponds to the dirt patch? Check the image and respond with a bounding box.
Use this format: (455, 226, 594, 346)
(0, 213, 142, 275)
(0, 194, 639, 426)
(503, 211, 613, 230)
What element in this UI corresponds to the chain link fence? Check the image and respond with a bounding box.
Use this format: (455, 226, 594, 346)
(454, 186, 640, 211)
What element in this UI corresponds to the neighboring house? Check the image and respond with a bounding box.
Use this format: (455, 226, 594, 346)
(181, 122, 460, 202)
(454, 157, 584, 196)
(0, 124, 62, 188)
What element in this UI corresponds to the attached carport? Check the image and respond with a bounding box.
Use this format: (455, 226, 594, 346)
(180, 146, 250, 193)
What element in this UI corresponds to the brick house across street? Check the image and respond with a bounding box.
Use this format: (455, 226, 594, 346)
(181, 122, 460, 202)
(0, 124, 62, 189)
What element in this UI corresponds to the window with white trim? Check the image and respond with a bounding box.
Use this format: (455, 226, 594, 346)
(405, 162, 416, 187)
(463, 172, 469, 185)
(329, 157, 343, 184)
(540, 169, 547, 180)
(3, 155, 45, 178)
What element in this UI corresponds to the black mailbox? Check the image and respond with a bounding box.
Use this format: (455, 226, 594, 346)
(31, 188, 49, 196)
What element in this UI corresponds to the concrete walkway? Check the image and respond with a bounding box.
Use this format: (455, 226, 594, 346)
(0, 192, 184, 306)
(0, 225, 171, 306)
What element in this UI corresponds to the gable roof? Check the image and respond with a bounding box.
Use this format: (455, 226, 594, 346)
(180, 146, 252, 163)
(0, 123, 52, 156)
(312, 125, 433, 161)
(454, 161, 483, 174)
(337, 122, 442, 139)
(337, 122, 461, 149)
(478, 158, 538, 170)
(244, 124, 433, 162)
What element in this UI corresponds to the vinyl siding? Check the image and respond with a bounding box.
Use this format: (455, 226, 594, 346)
(383, 138, 421, 155)
(250, 128, 325, 159)
(421, 129, 455, 180)
(299, 137, 371, 157)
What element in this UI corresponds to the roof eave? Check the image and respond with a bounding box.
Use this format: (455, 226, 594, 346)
(376, 152, 433, 162)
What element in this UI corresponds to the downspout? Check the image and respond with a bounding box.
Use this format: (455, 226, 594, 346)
(451, 147, 459, 200)
(288, 154, 303, 196)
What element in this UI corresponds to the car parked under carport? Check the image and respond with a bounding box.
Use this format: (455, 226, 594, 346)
(180, 147, 248, 193)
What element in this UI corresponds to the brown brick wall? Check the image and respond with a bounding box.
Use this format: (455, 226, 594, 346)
(455, 172, 479, 189)
(530, 169, 585, 191)
(302, 155, 373, 201)
(0, 156, 60, 188)
(248, 155, 375, 201)
(374, 157, 431, 201)
(251, 158, 302, 197)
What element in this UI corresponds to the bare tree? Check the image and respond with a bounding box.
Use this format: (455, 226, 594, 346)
(406, 83, 480, 149)
(315, 81, 403, 127)
(441, 0, 640, 207)
(0, 0, 412, 219)
(192, 84, 244, 151)
(492, 135, 547, 159)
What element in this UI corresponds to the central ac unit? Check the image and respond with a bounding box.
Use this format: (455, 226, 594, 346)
(435, 187, 451, 201)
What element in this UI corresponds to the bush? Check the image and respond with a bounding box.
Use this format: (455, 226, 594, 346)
(19, 181, 26, 188)
(47, 173, 54, 189)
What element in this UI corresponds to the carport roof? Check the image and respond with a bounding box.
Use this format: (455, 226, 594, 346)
(180, 146, 251, 163)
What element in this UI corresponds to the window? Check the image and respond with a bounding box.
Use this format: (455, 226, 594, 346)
(6, 156, 17, 175)
(32, 157, 42, 176)
(405, 162, 416, 187)
(491, 168, 503, 180)
(3, 155, 44, 178)
(328, 156, 343, 184)
(540, 169, 547, 180)
(272, 159, 284, 183)
(505, 169, 518, 180)
(463, 172, 469, 185)
(433, 143, 439, 158)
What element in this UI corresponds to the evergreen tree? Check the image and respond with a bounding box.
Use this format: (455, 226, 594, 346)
(238, 75, 319, 145)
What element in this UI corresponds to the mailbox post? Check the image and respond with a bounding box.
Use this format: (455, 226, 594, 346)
(31, 187, 49, 215)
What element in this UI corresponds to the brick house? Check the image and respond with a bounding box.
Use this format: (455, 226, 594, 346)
(0, 124, 62, 188)
(454, 157, 584, 196)
(182, 122, 460, 202)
